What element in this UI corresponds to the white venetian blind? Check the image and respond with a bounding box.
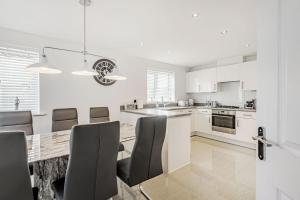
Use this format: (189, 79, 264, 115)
(147, 69, 175, 102)
(0, 46, 40, 113)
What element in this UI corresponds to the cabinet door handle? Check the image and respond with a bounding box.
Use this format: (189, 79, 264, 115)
(236, 119, 239, 127)
(209, 116, 211, 123)
(241, 81, 244, 89)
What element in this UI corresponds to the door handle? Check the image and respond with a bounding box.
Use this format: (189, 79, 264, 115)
(252, 127, 275, 160)
(252, 136, 273, 147)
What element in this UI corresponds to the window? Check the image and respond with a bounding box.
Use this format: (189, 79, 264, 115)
(0, 46, 40, 113)
(147, 69, 175, 102)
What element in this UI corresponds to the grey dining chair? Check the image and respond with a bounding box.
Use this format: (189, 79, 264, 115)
(117, 116, 167, 200)
(0, 131, 38, 200)
(89, 107, 110, 123)
(0, 111, 33, 135)
(89, 107, 124, 152)
(52, 121, 120, 200)
(0, 111, 34, 175)
(52, 108, 78, 132)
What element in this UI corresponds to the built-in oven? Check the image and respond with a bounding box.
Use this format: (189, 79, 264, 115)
(212, 109, 236, 134)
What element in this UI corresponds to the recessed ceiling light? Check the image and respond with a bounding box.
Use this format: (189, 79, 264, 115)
(245, 43, 251, 48)
(220, 30, 229, 35)
(192, 13, 199, 18)
(167, 50, 171, 54)
(140, 42, 144, 47)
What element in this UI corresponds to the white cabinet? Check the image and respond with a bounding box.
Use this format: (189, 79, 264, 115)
(199, 68, 217, 93)
(241, 61, 257, 91)
(186, 71, 199, 93)
(217, 63, 241, 83)
(235, 111, 257, 144)
(186, 68, 217, 93)
(186, 61, 257, 93)
(192, 109, 212, 134)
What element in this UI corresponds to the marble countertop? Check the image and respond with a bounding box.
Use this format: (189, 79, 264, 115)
(122, 106, 256, 115)
(121, 108, 193, 118)
(26, 123, 136, 163)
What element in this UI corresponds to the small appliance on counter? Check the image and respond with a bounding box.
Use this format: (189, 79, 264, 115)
(178, 100, 188, 107)
(245, 99, 256, 109)
(207, 100, 219, 108)
(188, 99, 194, 106)
(137, 100, 144, 109)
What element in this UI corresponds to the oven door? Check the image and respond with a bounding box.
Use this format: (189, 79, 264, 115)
(212, 114, 236, 134)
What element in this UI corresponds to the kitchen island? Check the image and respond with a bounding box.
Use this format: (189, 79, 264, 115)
(121, 108, 192, 174)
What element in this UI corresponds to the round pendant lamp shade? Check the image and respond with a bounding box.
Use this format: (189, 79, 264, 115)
(26, 55, 62, 74)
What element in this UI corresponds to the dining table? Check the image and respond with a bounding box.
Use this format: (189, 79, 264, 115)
(26, 123, 136, 200)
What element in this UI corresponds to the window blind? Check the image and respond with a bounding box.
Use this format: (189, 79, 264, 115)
(0, 46, 40, 113)
(147, 69, 175, 102)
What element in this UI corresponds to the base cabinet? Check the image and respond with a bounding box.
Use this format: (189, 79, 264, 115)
(235, 112, 257, 144)
(193, 110, 257, 148)
(192, 109, 212, 134)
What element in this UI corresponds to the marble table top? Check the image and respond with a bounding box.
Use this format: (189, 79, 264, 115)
(26, 123, 136, 163)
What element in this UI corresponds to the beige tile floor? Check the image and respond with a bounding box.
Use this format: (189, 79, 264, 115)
(116, 136, 256, 200)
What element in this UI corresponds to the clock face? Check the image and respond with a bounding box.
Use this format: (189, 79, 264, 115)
(93, 59, 117, 86)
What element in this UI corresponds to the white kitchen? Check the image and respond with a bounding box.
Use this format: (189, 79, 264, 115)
(1, 0, 300, 200)
(187, 57, 257, 149)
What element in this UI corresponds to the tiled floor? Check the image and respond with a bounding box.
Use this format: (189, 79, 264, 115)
(117, 136, 256, 200)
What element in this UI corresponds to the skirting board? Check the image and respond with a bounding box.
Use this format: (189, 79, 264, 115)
(192, 132, 256, 150)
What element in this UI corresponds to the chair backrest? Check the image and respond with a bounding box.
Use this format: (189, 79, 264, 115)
(127, 116, 167, 186)
(52, 108, 78, 132)
(0, 131, 34, 200)
(90, 107, 110, 123)
(64, 121, 120, 200)
(0, 111, 33, 135)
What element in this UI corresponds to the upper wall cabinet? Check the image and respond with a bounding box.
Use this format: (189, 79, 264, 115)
(216, 63, 241, 83)
(199, 68, 217, 93)
(186, 71, 199, 93)
(186, 68, 217, 93)
(186, 60, 257, 93)
(241, 61, 257, 91)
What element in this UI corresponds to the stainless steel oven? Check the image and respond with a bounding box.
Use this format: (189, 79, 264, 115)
(212, 109, 236, 134)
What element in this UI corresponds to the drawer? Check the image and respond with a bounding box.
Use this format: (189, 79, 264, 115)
(193, 109, 212, 114)
(236, 111, 256, 119)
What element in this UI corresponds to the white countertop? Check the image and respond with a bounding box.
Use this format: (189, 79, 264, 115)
(121, 108, 193, 118)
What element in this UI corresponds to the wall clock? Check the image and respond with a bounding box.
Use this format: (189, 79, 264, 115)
(93, 59, 117, 86)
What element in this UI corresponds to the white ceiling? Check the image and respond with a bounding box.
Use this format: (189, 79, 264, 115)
(0, 0, 256, 67)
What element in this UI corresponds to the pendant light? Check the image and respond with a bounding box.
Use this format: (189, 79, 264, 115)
(26, 0, 126, 80)
(71, 58, 97, 76)
(26, 53, 62, 74)
(71, 0, 97, 76)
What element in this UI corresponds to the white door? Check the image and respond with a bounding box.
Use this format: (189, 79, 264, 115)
(256, 0, 300, 199)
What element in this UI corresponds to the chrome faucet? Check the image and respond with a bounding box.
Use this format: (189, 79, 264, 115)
(15, 97, 20, 111)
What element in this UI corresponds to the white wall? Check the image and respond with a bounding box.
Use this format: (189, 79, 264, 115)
(0, 27, 187, 133)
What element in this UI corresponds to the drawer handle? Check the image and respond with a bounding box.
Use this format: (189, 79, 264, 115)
(243, 114, 253, 117)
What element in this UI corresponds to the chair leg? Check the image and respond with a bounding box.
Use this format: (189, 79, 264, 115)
(138, 184, 151, 200)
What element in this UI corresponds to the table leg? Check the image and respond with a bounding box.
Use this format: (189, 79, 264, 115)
(33, 156, 69, 200)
